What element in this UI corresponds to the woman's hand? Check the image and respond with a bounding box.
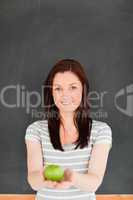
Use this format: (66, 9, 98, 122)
(44, 180, 58, 188)
(42, 167, 75, 189)
(54, 168, 75, 189)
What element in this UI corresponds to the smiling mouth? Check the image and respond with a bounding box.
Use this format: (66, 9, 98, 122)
(61, 102, 70, 105)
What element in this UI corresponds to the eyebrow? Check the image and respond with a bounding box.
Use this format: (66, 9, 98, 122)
(53, 82, 79, 86)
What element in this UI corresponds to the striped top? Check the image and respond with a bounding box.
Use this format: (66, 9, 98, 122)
(25, 119, 112, 200)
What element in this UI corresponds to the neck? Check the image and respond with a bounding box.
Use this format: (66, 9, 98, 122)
(59, 111, 75, 131)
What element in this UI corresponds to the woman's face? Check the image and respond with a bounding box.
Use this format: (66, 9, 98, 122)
(52, 71, 83, 112)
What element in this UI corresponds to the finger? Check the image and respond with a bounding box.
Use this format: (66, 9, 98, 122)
(54, 182, 65, 188)
(63, 181, 72, 187)
(55, 181, 72, 189)
(55, 184, 65, 189)
(45, 181, 56, 188)
(52, 181, 57, 186)
(46, 181, 53, 187)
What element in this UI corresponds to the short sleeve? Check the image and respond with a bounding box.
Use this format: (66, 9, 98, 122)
(25, 121, 41, 143)
(93, 122, 112, 150)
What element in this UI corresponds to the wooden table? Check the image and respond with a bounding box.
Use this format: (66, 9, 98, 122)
(0, 195, 133, 200)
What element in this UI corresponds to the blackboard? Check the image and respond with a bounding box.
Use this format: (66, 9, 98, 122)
(0, 0, 133, 194)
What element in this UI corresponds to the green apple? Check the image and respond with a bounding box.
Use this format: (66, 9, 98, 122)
(44, 164, 64, 181)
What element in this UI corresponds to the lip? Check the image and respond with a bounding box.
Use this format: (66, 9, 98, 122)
(61, 102, 70, 105)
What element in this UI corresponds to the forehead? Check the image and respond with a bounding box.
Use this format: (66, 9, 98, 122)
(53, 71, 81, 85)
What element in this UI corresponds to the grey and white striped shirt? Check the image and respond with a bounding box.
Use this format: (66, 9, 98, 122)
(25, 119, 112, 200)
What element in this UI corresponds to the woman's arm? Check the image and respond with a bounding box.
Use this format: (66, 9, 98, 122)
(25, 140, 45, 190)
(28, 170, 45, 191)
(71, 143, 111, 192)
(25, 140, 57, 191)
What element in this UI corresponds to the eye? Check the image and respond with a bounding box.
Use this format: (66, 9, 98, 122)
(71, 86, 77, 89)
(54, 87, 61, 91)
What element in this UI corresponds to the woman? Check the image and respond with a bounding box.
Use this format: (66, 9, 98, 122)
(25, 59, 112, 200)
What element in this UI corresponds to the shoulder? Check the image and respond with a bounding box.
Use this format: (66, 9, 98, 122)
(25, 120, 49, 142)
(91, 119, 112, 137)
(91, 119, 112, 148)
(26, 119, 48, 131)
(92, 119, 111, 130)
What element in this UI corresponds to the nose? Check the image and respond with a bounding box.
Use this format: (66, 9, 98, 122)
(61, 90, 72, 101)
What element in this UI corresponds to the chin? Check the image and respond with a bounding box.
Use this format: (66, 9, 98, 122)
(59, 106, 78, 112)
